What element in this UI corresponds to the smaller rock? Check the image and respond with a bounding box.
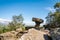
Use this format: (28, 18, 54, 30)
(16, 28, 23, 32)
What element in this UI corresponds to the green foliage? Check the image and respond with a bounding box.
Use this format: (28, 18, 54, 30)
(0, 25, 10, 34)
(12, 14, 24, 24)
(21, 25, 25, 31)
(46, 12, 53, 24)
(46, 2, 60, 28)
(8, 14, 25, 31)
(0, 26, 4, 33)
(0, 14, 25, 34)
(54, 2, 60, 8)
(8, 22, 16, 31)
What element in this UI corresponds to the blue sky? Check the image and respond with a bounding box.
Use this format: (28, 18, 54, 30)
(0, 0, 60, 25)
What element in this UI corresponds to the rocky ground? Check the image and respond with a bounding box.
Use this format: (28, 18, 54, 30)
(19, 28, 50, 40)
(0, 28, 50, 40)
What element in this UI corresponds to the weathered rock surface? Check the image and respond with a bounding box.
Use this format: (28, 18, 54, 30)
(19, 28, 50, 40)
(50, 28, 60, 40)
(0, 31, 18, 40)
(0, 28, 50, 40)
(0, 28, 23, 40)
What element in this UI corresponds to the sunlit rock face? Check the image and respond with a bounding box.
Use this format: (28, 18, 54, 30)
(19, 28, 49, 40)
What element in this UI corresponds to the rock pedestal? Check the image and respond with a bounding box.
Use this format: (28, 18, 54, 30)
(32, 17, 43, 28)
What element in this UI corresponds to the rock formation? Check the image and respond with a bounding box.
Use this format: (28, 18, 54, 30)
(32, 17, 44, 28)
(19, 28, 50, 40)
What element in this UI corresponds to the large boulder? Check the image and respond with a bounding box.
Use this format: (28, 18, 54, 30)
(0, 32, 17, 40)
(19, 28, 50, 40)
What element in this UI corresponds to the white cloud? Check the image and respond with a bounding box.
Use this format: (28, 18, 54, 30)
(0, 18, 12, 23)
(23, 21, 35, 26)
(46, 7, 56, 12)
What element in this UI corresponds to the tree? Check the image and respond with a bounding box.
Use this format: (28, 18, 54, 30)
(8, 22, 16, 31)
(46, 2, 60, 28)
(46, 12, 53, 24)
(8, 14, 25, 31)
(54, 3, 60, 8)
(12, 14, 24, 24)
(54, 3, 60, 12)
